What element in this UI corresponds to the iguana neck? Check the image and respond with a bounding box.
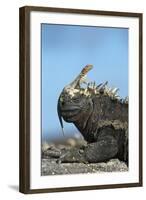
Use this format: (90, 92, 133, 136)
(74, 98, 96, 143)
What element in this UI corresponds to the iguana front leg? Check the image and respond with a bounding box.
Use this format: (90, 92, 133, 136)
(84, 137, 118, 163)
(83, 127, 118, 163)
(58, 127, 118, 164)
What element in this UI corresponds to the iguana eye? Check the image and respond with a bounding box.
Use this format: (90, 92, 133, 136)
(72, 97, 80, 103)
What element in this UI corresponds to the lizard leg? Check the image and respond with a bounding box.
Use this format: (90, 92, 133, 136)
(84, 128, 118, 163)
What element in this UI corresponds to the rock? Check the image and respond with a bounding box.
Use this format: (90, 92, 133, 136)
(41, 158, 128, 176)
(41, 141, 128, 176)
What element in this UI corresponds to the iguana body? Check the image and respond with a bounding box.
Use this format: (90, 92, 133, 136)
(57, 65, 128, 165)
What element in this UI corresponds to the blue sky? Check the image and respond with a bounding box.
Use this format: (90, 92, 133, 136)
(41, 24, 128, 141)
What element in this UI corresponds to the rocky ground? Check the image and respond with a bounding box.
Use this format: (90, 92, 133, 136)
(41, 139, 128, 176)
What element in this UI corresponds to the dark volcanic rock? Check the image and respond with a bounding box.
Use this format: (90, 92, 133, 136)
(41, 141, 128, 176)
(41, 158, 128, 176)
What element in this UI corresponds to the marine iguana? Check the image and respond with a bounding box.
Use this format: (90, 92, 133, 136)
(57, 65, 128, 165)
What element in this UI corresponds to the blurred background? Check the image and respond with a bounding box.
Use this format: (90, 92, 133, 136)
(41, 24, 128, 142)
